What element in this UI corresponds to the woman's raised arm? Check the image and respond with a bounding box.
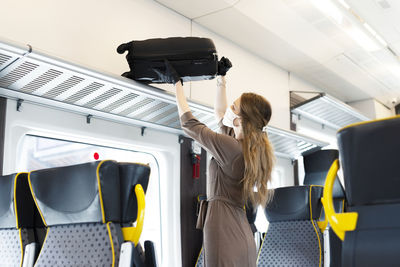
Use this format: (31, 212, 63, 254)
(175, 81, 191, 117)
(214, 76, 228, 122)
(214, 57, 232, 122)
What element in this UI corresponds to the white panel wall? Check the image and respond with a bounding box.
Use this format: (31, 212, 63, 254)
(289, 73, 321, 92)
(349, 98, 395, 119)
(349, 99, 377, 119)
(374, 100, 395, 119)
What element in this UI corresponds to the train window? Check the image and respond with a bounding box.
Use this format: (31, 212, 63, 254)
(17, 134, 162, 263)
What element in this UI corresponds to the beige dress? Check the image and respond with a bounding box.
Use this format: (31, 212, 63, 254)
(180, 111, 257, 267)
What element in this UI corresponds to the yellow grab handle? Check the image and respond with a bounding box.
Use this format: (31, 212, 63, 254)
(321, 160, 358, 241)
(121, 184, 146, 246)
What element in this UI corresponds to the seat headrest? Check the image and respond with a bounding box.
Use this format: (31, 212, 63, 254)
(265, 186, 323, 222)
(337, 116, 400, 206)
(29, 160, 120, 226)
(303, 149, 345, 199)
(0, 173, 37, 229)
(0, 174, 17, 228)
(119, 163, 150, 224)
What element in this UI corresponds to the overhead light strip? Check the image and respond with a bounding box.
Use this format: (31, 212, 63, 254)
(310, 0, 388, 52)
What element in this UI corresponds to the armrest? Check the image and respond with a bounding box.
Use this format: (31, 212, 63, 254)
(321, 160, 358, 241)
(119, 242, 145, 267)
(144, 240, 158, 267)
(122, 184, 145, 246)
(22, 242, 38, 267)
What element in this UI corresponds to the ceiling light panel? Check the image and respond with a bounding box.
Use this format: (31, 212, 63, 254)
(310, 0, 385, 52)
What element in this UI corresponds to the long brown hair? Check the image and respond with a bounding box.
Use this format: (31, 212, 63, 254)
(239, 93, 275, 207)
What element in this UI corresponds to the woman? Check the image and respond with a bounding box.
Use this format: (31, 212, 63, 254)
(155, 59, 275, 267)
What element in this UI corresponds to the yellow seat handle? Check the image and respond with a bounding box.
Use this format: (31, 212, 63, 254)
(121, 184, 146, 246)
(317, 218, 328, 233)
(321, 159, 358, 241)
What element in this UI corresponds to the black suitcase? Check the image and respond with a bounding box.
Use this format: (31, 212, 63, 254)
(117, 37, 218, 83)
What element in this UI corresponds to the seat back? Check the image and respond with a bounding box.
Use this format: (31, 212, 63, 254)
(303, 149, 345, 267)
(304, 149, 345, 211)
(336, 116, 400, 267)
(245, 201, 258, 234)
(118, 162, 157, 267)
(29, 160, 123, 266)
(257, 185, 324, 267)
(119, 162, 150, 226)
(28, 160, 156, 267)
(0, 173, 37, 267)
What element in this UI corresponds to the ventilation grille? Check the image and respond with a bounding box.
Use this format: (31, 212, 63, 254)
(0, 54, 12, 70)
(0, 62, 38, 88)
(0, 41, 217, 131)
(101, 92, 139, 113)
(291, 93, 370, 129)
(21, 69, 63, 93)
(0, 40, 328, 159)
(267, 126, 324, 159)
(64, 82, 104, 104)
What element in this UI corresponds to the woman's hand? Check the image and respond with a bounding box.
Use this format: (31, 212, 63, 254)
(217, 57, 232, 76)
(153, 60, 189, 116)
(153, 60, 182, 84)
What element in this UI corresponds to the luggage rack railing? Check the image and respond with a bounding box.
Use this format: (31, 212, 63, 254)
(0, 38, 328, 159)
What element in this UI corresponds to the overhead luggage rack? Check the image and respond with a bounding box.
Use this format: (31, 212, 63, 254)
(266, 126, 327, 159)
(290, 91, 370, 130)
(0, 39, 327, 159)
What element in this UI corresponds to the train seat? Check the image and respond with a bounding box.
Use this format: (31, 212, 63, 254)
(303, 149, 345, 267)
(27, 160, 156, 267)
(323, 116, 400, 267)
(257, 185, 324, 267)
(0, 173, 38, 267)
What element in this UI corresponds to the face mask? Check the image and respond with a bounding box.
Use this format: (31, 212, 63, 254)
(222, 106, 240, 128)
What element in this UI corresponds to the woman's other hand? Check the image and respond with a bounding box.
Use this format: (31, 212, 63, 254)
(217, 57, 233, 76)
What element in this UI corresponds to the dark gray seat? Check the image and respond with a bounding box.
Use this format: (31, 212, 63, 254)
(332, 116, 400, 267)
(27, 160, 156, 267)
(257, 185, 324, 267)
(0, 173, 37, 267)
(118, 162, 157, 267)
(28, 160, 123, 266)
(303, 149, 345, 267)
